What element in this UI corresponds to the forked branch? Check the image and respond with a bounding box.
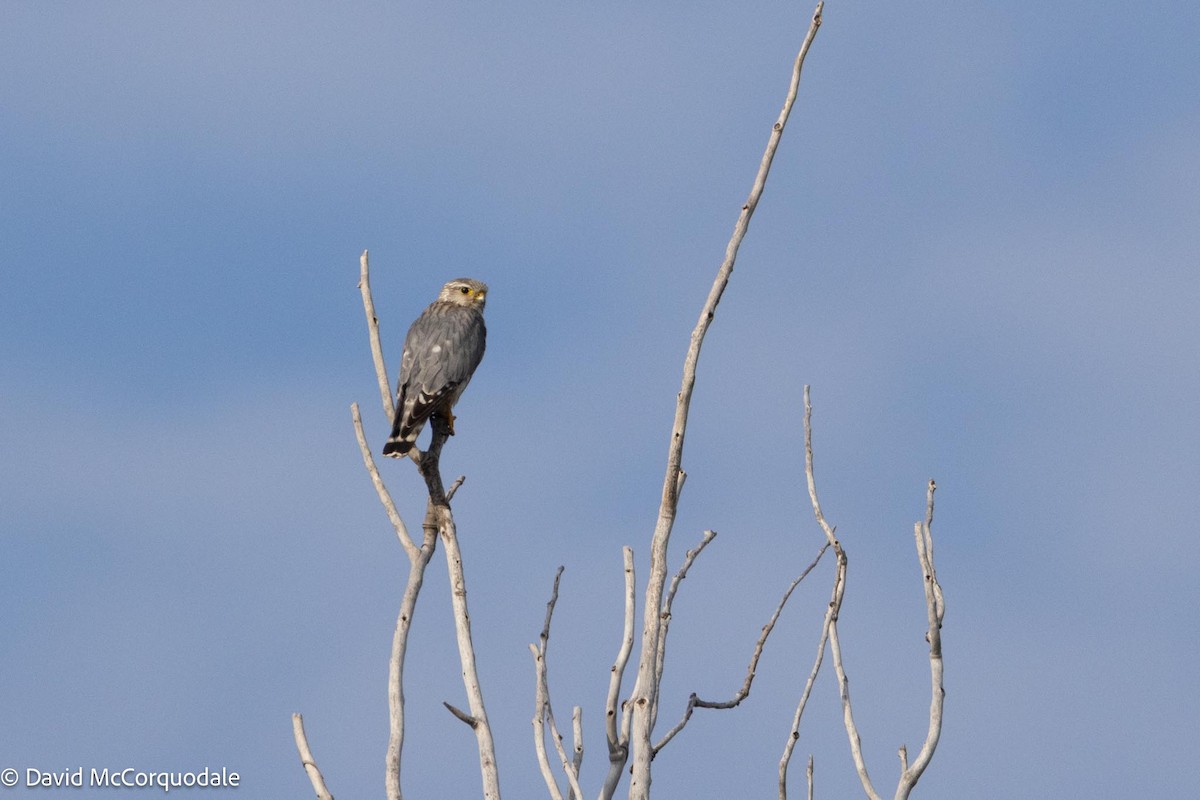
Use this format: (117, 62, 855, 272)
(782, 388, 946, 800)
(529, 567, 585, 800)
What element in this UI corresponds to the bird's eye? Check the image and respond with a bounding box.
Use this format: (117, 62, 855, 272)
(459, 286, 470, 295)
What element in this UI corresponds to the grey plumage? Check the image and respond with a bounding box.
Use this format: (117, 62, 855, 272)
(382, 278, 488, 457)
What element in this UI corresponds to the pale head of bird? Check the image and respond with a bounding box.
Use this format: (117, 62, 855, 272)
(440, 278, 488, 311)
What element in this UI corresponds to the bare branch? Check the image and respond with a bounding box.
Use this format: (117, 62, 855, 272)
(656, 541, 828, 755)
(807, 755, 814, 800)
(358, 249, 396, 422)
(530, 641, 563, 800)
(397, 380, 499, 799)
(628, 6, 824, 795)
(546, 689, 584, 800)
(779, 550, 838, 800)
(446, 474, 467, 502)
(600, 547, 636, 800)
(894, 480, 945, 800)
(802, 385, 881, 800)
(438, 502, 501, 798)
(292, 713, 334, 800)
(353, 257, 437, 799)
(444, 701, 479, 728)
(386, 525, 437, 800)
(529, 568, 584, 800)
(651, 530, 717, 730)
(352, 402, 417, 559)
(802, 387, 838, 550)
(540, 566, 565, 650)
(570, 707, 584, 800)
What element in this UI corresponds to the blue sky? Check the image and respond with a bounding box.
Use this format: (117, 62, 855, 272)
(2, 2, 1198, 797)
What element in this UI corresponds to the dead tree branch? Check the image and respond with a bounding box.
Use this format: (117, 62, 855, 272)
(656, 541, 829, 755)
(650, 529, 717, 732)
(529, 567, 585, 800)
(799, 385, 880, 799)
(782, 389, 947, 800)
(295, 253, 500, 800)
(358, 249, 396, 422)
(417, 417, 502, 800)
(600, 547, 637, 800)
(627, 5, 825, 796)
(893, 481, 945, 800)
(292, 713, 335, 800)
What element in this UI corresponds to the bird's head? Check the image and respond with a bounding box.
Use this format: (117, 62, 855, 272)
(440, 278, 488, 311)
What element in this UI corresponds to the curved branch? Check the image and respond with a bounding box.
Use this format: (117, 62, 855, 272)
(657, 540, 828, 755)
(801, 386, 881, 800)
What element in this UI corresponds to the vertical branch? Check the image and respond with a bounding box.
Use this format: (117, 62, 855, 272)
(292, 713, 334, 800)
(571, 707, 584, 799)
(531, 638, 564, 800)
(651, 529, 717, 731)
(385, 527, 437, 800)
(531, 567, 585, 800)
(356, 257, 436, 800)
(600, 547, 636, 800)
(419, 426, 501, 799)
(627, 5, 825, 797)
(802, 386, 881, 800)
(893, 481, 945, 800)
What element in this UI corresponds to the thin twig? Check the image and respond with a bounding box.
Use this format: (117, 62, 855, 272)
(358, 249, 396, 422)
(292, 713, 335, 800)
(656, 541, 828, 755)
(807, 755, 814, 800)
(628, 6, 824, 795)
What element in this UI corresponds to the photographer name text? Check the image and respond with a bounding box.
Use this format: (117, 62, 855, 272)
(2, 767, 239, 792)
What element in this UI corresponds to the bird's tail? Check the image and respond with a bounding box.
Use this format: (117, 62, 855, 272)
(381, 437, 413, 458)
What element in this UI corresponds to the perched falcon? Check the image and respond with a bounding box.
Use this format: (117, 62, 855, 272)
(382, 278, 488, 457)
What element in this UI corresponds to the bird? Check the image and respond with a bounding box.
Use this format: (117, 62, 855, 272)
(382, 278, 488, 457)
